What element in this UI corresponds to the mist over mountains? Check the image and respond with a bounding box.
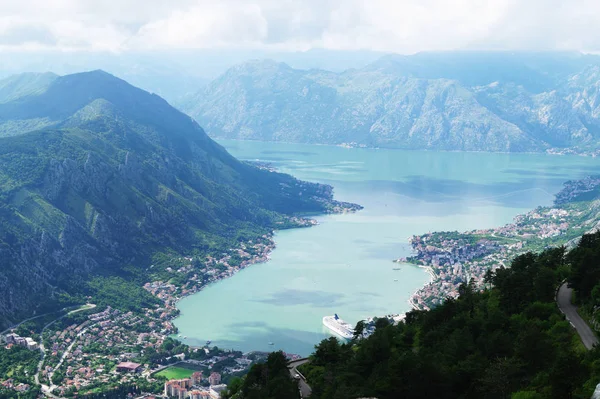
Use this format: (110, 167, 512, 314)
(180, 51, 600, 153)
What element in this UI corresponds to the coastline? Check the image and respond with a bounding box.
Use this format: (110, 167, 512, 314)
(404, 175, 600, 311)
(408, 265, 436, 311)
(146, 230, 283, 338)
(150, 208, 361, 348)
(215, 137, 600, 157)
(418, 265, 436, 282)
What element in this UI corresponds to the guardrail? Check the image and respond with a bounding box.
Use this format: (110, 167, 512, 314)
(288, 358, 310, 381)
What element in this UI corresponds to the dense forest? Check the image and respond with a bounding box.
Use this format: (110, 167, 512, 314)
(223, 351, 300, 399)
(228, 232, 600, 398)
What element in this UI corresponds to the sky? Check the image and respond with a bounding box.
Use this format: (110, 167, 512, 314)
(0, 0, 599, 54)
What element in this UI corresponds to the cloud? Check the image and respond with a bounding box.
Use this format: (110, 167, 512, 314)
(0, 0, 599, 53)
(132, 3, 269, 49)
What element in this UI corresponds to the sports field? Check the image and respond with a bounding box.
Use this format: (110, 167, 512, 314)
(154, 366, 195, 380)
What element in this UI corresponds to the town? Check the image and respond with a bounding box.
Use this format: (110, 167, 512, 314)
(0, 229, 301, 398)
(0, 199, 360, 399)
(405, 176, 600, 310)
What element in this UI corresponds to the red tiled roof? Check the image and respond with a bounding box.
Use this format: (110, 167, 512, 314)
(116, 362, 141, 370)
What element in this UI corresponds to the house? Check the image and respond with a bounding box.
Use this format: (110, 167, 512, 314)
(208, 372, 221, 385)
(191, 371, 203, 386)
(116, 362, 142, 373)
(164, 379, 192, 397)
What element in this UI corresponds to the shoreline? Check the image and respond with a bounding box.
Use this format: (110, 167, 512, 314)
(407, 266, 435, 311)
(215, 137, 600, 158)
(404, 175, 600, 311)
(155, 210, 360, 348)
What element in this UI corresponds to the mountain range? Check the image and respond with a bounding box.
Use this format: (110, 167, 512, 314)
(180, 51, 600, 153)
(0, 70, 345, 327)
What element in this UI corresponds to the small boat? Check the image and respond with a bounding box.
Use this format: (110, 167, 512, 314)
(183, 336, 187, 339)
(268, 342, 274, 345)
(178, 334, 182, 337)
(394, 279, 398, 282)
(206, 340, 211, 345)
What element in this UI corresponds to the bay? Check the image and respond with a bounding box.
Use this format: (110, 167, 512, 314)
(173, 141, 599, 355)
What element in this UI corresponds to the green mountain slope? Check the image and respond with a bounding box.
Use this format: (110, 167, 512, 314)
(0, 72, 58, 104)
(230, 239, 600, 399)
(0, 71, 347, 327)
(181, 52, 600, 153)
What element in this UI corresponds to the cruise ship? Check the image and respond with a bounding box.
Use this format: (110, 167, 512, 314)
(323, 314, 355, 340)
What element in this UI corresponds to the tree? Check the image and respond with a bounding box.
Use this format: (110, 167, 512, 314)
(293, 245, 596, 399)
(353, 320, 365, 339)
(512, 391, 543, 399)
(239, 351, 300, 399)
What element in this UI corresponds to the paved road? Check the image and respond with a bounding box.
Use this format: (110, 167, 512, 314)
(557, 283, 599, 350)
(32, 304, 96, 398)
(1, 305, 95, 337)
(289, 358, 312, 398)
(47, 323, 95, 391)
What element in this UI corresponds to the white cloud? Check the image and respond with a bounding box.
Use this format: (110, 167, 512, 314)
(0, 0, 599, 53)
(132, 3, 269, 49)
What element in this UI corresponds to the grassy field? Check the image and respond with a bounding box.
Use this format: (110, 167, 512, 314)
(154, 366, 195, 380)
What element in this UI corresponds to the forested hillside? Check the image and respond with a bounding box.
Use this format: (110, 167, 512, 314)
(0, 70, 351, 328)
(228, 232, 600, 399)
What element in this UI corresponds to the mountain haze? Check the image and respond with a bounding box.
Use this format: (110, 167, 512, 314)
(181, 52, 600, 153)
(0, 71, 346, 327)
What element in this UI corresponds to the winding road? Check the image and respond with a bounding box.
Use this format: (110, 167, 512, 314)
(556, 283, 598, 350)
(289, 358, 312, 398)
(30, 304, 96, 398)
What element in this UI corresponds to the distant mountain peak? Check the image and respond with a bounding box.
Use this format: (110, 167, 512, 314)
(182, 52, 600, 153)
(0, 71, 59, 103)
(229, 59, 293, 75)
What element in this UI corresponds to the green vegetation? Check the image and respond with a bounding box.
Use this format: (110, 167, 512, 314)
(299, 245, 593, 398)
(222, 351, 299, 399)
(88, 277, 160, 313)
(76, 384, 139, 399)
(0, 72, 57, 105)
(154, 365, 195, 380)
(225, 234, 600, 399)
(0, 346, 38, 383)
(0, 70, 347, 328)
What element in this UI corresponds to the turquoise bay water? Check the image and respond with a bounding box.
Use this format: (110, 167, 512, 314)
(174, 141, 599, 355)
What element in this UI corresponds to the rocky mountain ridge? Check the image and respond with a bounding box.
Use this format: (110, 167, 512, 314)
(180, 52, 600, 153)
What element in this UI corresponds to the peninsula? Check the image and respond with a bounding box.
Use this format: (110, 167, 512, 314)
(404, 175, 600, 310)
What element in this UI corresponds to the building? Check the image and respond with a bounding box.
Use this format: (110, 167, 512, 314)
(116, 362, 142, 373)
(191, 371, 203, 386)
(208, 372, 221, 385)
(4, 333, 38, 350)
(164, 381, 179, 397)
(164, 379, 193, 398)
(5, 334, 18, 344)
(189, 391, 211, 399)
(189, 390, 202, 399)
(209, 384, 227, 399)
(25, 338, 38, 350)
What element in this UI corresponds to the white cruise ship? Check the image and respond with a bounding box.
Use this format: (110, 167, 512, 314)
(323, 314, 355, 340)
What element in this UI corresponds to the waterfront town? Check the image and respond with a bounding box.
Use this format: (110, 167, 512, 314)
(2, 173, 598, 397)
(0, 194, 360, 398)
(0, 228, 301, 398)
(0, 298, 273, 398)
(405, 176, 600, 310)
